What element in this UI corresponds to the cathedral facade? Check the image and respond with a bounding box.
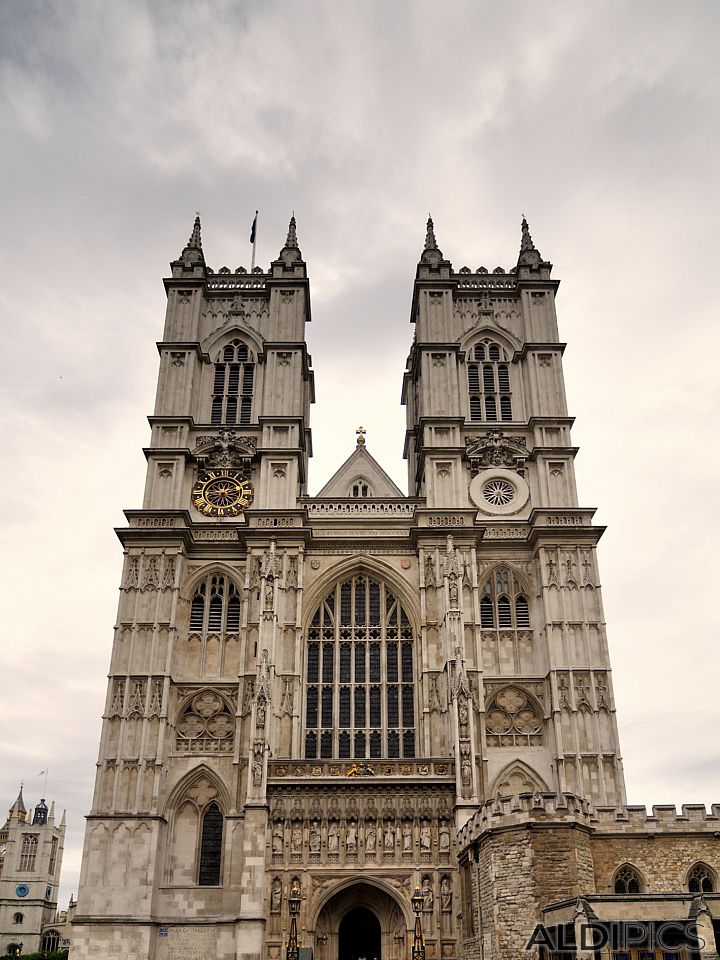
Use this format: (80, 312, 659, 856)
(71, 217, 719, 960)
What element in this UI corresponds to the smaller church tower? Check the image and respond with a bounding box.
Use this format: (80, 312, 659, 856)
(0, 787, 65, 956)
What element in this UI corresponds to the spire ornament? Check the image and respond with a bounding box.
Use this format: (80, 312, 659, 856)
(276, 213, 303, 266)
(517, 215, 546, 269)
(174, 212, 206, 271)
(188, 213, 203, 250)
(285, 213, 299, 250)
(424, 215, 438, 252)
(520, 216, 535, 253)
(420, 213, 445, 265)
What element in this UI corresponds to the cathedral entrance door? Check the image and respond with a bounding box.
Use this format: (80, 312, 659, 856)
(338, 906, 381, 960)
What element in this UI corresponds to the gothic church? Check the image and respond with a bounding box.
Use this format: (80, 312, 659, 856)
(71, 217, 720, 960)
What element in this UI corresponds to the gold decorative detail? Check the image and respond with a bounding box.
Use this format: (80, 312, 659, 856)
(275, 766, 288, 778)
(346, 762, 375, 777)
(356, 425, 366, 446)
(191, 469, 254, 518)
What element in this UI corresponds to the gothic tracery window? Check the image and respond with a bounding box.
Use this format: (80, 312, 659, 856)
(467, 339, 512, 423)
(18, 834, 38, 871)
(176, 691, 235, 754)
(484, 686, 543, 746)
(480, 567, 531, 630)
(613, 863, 644, 894)
(41, 931, 61, 952)
(304, 576, 416, 760)
(210, 339, 255, 425)
(688, 862, 715, 893)
(189, 575, 241, 635)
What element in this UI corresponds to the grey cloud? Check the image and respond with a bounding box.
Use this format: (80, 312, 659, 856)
(1, 0, 719, 909)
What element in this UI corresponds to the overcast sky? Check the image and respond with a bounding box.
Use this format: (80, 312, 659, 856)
(1, 0, 719, 909)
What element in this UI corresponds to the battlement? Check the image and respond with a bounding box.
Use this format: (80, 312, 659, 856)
(458, 793, 720, 849)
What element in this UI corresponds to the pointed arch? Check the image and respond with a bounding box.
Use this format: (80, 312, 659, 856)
(484, 684, 544, 747)
(182, 563, 245, 602)
(163, 762, 231, 818)
(302, 561, 419, 762)
(460, 324, 521, 356)
(612, 863, 646, 894)
(686, 861, 716, 893)
(203, 322, 266, 360)
(301, 554, 420, 632)
(489, 760, 549, 799)
(308, 876, 413, 932)
(479, 563, 533, 632)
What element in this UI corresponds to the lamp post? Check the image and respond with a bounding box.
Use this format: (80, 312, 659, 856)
(411, 885, 426, 960)
(286, 878, 301, 960)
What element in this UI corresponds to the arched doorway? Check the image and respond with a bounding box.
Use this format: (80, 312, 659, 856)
(339, 906, 381, 960)
(314, 881, 409, 960)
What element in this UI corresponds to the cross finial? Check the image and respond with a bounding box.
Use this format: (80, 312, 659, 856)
(356, 426, 366, 446)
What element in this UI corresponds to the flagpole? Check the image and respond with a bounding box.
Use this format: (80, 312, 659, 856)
(250, 210, 258, 271)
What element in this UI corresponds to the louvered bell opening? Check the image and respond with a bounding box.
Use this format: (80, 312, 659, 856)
(190, 595, 205, 631)
(498, 596, 511, 628)
(515, 595, 530, 627)
(480, 597, 494, 628)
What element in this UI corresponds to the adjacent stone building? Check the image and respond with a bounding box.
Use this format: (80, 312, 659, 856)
(0, 788, 66, 956)
(71, 216, 718, 960)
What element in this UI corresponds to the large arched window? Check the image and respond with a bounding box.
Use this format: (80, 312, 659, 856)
(467, 339, 513, 423)
(210, 339, 255, 425)
(304, 575, 416, 761)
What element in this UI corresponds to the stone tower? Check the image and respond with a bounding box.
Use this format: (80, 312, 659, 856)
(0, 788, 66, 956)
(72, 216, 627, 960)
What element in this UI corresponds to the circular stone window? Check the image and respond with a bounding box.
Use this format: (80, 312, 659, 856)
(482, 479, 515, 507)
(469, 467, 530, 516)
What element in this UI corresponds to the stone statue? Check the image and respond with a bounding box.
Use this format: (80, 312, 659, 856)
(384, 823, 395, 851)
(309, 821, 321, 853)
(271, 877, 282, 913)
(422, 876, 434, 911)
(291, 824, 303, 853)
(441, 876, 452, 912)
(272, 822, 284, 854)
(328, 820, 339, 853)
(346, 820, 357, 851)
(439, 822, 450, 853)
(402, 822, 412, 852)
(365, 824, 376, 852)
(420, 822, 432, 851)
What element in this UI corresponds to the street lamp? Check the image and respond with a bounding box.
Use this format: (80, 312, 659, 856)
(411, 885, 425, 960)
(286, 877, 301, 960)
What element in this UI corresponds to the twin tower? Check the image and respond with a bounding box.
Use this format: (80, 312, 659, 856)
(71, 215, 629, 960)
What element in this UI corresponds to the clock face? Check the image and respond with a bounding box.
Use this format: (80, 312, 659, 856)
(191, 470, 254, 518)
(15, 884, 30, 898)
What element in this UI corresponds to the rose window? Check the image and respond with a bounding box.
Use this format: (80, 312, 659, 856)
(176, 692, 235, 753)
(485, 686, 543, 746)
(482, 479, 515, 506)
